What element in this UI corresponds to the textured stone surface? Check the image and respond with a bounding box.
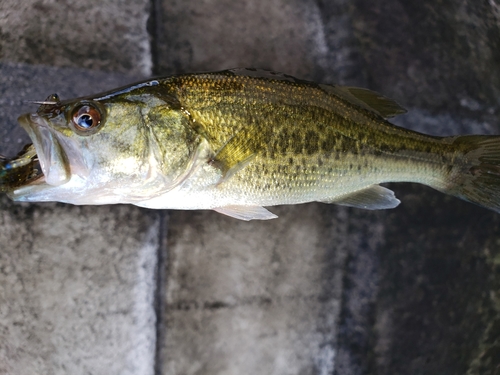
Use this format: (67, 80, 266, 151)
(351, 0, 500, 116)
(0, 197, 159, 375)
(0, 64, 159, 375)
(153, 2, 366, 373)
(2, 0, 500, 374)
(375, 186, 500, 374)
(333, 2, 500, 374)
(155, 0, 331, 80)
(159, 205, 346, 375)
(0, 0, 152, 76)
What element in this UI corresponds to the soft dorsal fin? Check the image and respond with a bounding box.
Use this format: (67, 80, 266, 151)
(320, 85, 407, 119)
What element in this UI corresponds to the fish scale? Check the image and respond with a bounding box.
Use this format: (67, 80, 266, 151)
(164, 74, 448, 197)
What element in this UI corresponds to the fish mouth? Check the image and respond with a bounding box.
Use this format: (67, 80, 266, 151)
(17, 113, 71, 186)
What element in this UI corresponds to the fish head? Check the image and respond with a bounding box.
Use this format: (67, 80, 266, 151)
(10, 86, 196, 204)
(16, 94, 104, 187)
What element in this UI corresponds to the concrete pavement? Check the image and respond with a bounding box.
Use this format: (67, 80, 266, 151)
(1, 1, 500, 374)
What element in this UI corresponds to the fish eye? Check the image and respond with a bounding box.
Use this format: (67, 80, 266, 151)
(71, 104, 102, 134)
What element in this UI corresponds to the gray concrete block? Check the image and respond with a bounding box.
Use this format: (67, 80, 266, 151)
(373, 188, 500, 375)
(2, 1, 500, 374)
(153, 0, 499, 373)
(0, 64, 159, 375)
(350, 0, 500, 115)
(158, 205, 347, 375)
(156, 0, 331, 80)
(0, 198, 159, 375)
(335, 2, 500, 373)
(0, 0, 152, 76)
(153, 3, 363, 372)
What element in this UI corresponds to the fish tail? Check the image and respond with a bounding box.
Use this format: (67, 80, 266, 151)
(444, 135, 500, 213)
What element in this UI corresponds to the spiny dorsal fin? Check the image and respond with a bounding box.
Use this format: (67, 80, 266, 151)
(320, 85, 407, 119)
(227, 68, 406, 118)
(226, 68, 309, 84)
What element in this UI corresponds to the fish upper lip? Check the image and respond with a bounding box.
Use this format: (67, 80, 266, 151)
(17, 113, 70, 186)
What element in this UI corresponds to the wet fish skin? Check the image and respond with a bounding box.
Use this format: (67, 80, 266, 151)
(5, 69, 500, 220)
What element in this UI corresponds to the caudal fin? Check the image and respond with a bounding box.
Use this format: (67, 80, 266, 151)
(445, 135, 500, 213)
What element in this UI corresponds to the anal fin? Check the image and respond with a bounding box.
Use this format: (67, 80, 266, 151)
(323, 185, 400, 210)
(214, 205, 278, 221)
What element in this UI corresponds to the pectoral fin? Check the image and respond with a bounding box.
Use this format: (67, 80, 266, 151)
(211, 123, 267, 184)
(214, 205, 278, 220)
(323, 185, 401, 210)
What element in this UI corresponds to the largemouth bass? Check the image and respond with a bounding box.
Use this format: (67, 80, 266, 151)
(2, 68, 500, 220)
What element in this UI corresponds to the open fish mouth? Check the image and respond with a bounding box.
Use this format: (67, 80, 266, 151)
(17, 113, 71, 186)
(1, 111, 91, 196)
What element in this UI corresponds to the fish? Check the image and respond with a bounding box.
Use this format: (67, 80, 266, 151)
(2, 68, 500, 220)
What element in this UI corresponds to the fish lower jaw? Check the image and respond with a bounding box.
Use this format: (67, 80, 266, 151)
(8, 172, 186, 205)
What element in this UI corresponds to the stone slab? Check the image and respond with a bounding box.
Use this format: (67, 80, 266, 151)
(335, 1, 500, 373)
(0, 64, 159, 375)
(2, 1, 500, 374)
(153, 1, 500, 373)
(0, 0, 152, 76)
(153, 2, 365, 373)
(351, 0, 500, 116)
(158, 205, 348, 375)
(156, 0, 332, 81)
